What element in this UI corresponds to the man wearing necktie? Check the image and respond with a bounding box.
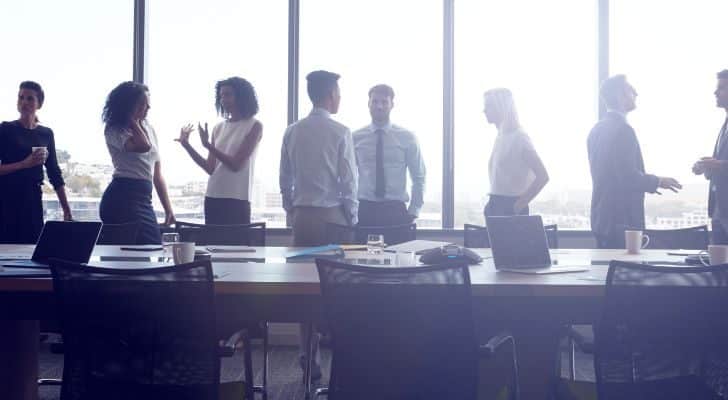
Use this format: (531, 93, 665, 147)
(693, 69, 728, 244)
(352, 84, 426, 226)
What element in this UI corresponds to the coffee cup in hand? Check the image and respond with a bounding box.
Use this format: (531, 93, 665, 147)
(31, 146, 48, 161)
(625, 230, 650, 254)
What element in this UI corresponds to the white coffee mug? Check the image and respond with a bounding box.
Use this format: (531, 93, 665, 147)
(625, 230, 650, 254)
(172, 242, 195, 264)
(705, 245, 728, 266)
(31, 146, 48, 161)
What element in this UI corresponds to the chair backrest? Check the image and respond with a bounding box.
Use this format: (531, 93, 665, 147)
(594, 261, 728, 399)
(49, 259, 219, 400)
(464, 223, 559, 249)
(97, 222, 141, 245)
(316, 259, 478, 399)
(176, 221, 266, 246)
(326, 223, 416, 246)
(642, 225, 709, 250)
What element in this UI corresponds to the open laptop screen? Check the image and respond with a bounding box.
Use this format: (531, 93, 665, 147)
(486, 215, 552, 269)
(32, 221, 102, 263)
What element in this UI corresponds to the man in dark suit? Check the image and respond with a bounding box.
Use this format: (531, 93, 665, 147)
(588, 75, 682, 249)
(693, 69, 728, 244)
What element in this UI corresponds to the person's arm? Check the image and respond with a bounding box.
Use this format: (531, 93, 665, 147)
(123, 120, 152, 153)
(44, 130, 72, 220)
(514, 142, 549, 214)
(153, 161, 175, 225)
(0, 153, 43, 175)
(176, 124, 215, 175)
(279, 128, 294, 218)
(613, 126, 662, 193)
(203, 121, 262, 172)
(55, 186, 72, 221)
(338, 130, 359, 226)
(405, 134, 426, 218)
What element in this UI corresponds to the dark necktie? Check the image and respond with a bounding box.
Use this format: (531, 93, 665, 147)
(375, 129, 386, 198)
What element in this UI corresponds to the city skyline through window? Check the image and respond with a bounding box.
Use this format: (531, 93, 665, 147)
(2, 1, 725, 230)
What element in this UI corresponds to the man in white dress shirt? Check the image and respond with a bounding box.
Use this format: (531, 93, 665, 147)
(279, 70, 358, 380)
(352, 84, 425, 226)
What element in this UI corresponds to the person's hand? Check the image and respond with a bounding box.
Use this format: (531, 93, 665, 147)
(163, 212, 176, 226)
(198, 122, 210, 148)
(513, 197, 529, 214)
(657, 177, 683, 193)
(175, 124, 194, 145)
(695, 157, 724, 174)
(693, 160, 707, 175)
(21, 150, 46, 168)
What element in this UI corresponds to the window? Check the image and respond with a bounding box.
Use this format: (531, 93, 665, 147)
(299, 0, 444, 227)
(0, 0, 133, 221)
(610, 0, 728, 229)
(453, 0, 597, 228)
(147, 0, 288, 225)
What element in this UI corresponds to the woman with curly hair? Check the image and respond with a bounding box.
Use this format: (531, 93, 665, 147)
(99, 81, 175, 244)
(176, 77, 262, 224)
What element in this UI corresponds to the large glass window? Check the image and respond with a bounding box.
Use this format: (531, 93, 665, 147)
(147, 0, 288, 225)
(299, 0, 444, 227)
(610, 0, 728, 229)
(453, 0, 597, 228)
(0, 0, 133, 221)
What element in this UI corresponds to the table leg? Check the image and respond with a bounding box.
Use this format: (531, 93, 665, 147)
(0, 320, 39, 400)
(511, 323, 562, 400)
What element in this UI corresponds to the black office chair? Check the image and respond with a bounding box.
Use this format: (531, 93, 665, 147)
(562, 224, 712, 386)
(642, 225, 709, 250)
(464, 223, 559, 249)
(325, 222, 416, 246)
(48, 259, 244, 400)
(314, 259, 519, 399)
(175, 220, 268, 399)
(591, 261, 728, 399)
(176, 221, 266, 246)
(96, 222, 141, 245)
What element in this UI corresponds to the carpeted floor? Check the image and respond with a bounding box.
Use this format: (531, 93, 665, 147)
(38, 340, 332, 400)
(37, 336, 596, 400)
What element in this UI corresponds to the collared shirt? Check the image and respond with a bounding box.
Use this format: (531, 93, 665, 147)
(352, 122, 426, 216)
(279, 108, 359, 225)
(488, 127, 537, 196)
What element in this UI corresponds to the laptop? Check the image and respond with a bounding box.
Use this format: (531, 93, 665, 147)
(486, 215, 588, 274)
(2, 221, 102, 269)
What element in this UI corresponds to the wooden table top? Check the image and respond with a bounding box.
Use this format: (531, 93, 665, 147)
(0, 245, 691, 296)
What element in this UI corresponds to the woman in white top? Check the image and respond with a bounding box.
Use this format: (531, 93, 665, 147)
(177, 77, 262, 225)
(99, 81, 175, 244)
(483, 88, 549, 221)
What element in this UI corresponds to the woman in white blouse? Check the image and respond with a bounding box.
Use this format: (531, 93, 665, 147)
(483, 88, 549, 221)
(177, 77, 262, 225)
(100, 81, 175, 244)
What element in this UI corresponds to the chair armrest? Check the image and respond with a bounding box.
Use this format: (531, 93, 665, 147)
(479, 331, 515, 359)
(566, 325, 594, 354)
(218, 343, 236, 358)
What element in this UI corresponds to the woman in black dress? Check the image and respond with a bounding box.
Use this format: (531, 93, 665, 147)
(0, 81, 72, 243)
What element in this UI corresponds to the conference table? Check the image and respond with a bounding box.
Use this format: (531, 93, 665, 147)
(0, 244, 692, 400)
